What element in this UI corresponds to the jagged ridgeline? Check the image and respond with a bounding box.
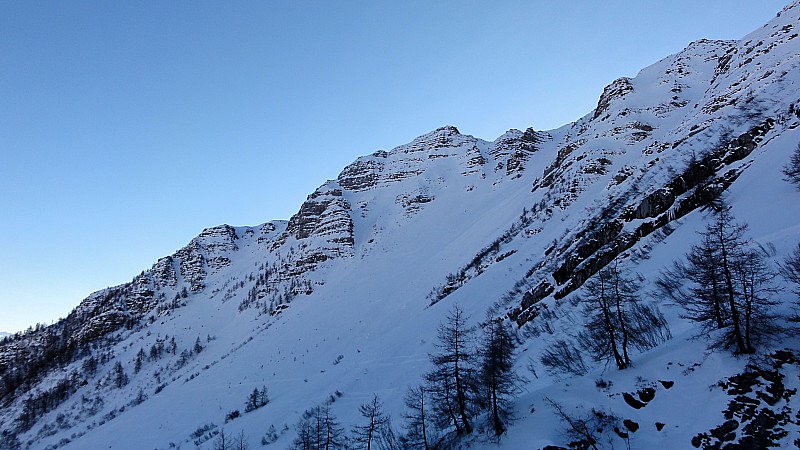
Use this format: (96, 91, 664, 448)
(2, 2, 800, 450)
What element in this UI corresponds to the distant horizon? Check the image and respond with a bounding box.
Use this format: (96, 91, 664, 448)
(0, 1, 790, 333)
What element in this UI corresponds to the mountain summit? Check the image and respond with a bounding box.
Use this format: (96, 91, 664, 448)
(2, 3, 800, 449)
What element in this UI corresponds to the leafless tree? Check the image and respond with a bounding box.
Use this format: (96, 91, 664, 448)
(425, 305, 477, 435)
(351, 394, 389, 450)
(658, 208, 782, 354)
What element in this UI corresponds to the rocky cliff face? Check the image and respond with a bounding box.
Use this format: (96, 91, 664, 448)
(489, 128, 548, 178)
(337, 126, 478, 192)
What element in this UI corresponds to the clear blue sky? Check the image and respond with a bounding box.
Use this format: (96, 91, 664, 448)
(0, 1, 789, 333)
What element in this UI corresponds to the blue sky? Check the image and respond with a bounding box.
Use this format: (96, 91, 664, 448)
(0, 1, 789, 333)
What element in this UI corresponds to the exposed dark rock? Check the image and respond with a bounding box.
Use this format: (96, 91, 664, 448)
(552, 220, 623, 286)
(632, 188, 676, 220)
(699, 350, 798, 449)
(286, 192, 354, 247)
(609, 165, 635, 187)
(176, 242, 207, 292)
(257, 222, 279, 244)
(511, 280, 554, 326)
(490, 128, 548, 177)
(622, 392, 646, 409)
(206, 256, 232, 271)
(409, 195, 433, 205)
(152, 256, 178, 288)
(581, 157, 612, 175)
(540, 142, 584, 189)
(623, 419, 640, 432)
(725, 371, 761, 396)
(460, 143, 486, 168)
(197, 224, 239, 254)
(337, 158, 384, 191)
(638, 387, 656, 403)
(593, 77, 634, 120)
(125, 275, 159, 316)
(400, 126, 463, 154)
(709, 419, 739, 442)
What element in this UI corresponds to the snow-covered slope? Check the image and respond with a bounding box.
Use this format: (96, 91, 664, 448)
(2, 3, 800, 449)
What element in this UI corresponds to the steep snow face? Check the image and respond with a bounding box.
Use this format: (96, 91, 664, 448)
(2, 4, 800, 450)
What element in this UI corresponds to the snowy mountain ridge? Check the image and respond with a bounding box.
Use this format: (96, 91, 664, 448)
(2, 3, 800, 449)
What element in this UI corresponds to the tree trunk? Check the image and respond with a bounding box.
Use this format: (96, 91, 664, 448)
(612, 268, 632, 367)
(717, 222, 747, 354)
(453, 328, 472, 434)
(599, 278, 625, 369)
(420, 392, 429, 450)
